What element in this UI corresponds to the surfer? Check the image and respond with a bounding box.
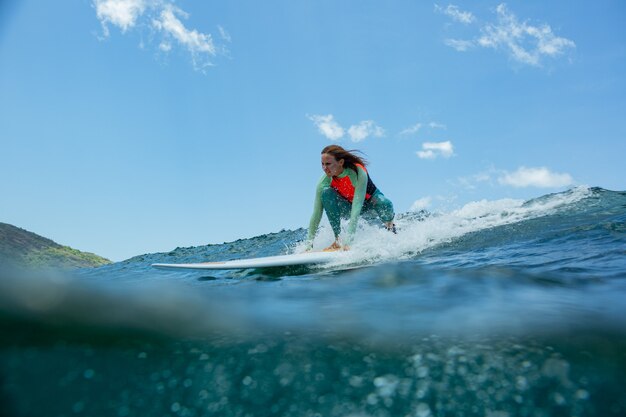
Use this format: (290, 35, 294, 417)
(307, 145, 395, 251)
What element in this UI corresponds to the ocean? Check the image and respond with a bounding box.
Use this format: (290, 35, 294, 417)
(1, 186, 625, 417)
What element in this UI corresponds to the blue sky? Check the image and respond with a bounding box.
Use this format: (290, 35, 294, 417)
(1, 1, 624, 261)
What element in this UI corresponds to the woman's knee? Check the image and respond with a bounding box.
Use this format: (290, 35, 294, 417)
(320, 187, 336, 202)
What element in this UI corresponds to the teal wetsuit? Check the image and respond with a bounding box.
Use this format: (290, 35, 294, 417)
(307, 165, 394, 245)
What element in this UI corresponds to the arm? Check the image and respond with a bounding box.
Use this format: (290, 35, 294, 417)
(307, 175, 329, 245)
(345, 165, 368, 243)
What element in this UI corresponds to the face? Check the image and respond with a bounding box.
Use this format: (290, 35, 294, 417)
(321, 153, 344, 177)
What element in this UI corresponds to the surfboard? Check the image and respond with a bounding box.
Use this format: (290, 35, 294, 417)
(151, 250, 345, 270)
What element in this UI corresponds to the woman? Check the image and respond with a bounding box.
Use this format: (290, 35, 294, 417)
(307, 145, 395, 250)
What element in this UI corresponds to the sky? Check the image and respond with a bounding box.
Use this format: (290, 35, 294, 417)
(1, 1, 625, 262)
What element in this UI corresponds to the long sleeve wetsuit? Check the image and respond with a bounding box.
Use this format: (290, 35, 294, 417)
(308, 165, 389, 245)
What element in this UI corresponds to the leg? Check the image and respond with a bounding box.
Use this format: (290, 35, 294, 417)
(320, 187, 352, 238)
(369, 191, 395, 230)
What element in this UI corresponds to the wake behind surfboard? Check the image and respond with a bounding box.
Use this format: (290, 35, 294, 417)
(151, 250, 345, 270)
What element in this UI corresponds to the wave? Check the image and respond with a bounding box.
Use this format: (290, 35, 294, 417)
(1, 187, 625, 343)
(298, 186, 624, 270)
(0, 188, 626, 334)
(2, 187, 626, 416)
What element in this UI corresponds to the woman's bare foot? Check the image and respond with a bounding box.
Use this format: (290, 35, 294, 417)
(323, 241, 349, 251)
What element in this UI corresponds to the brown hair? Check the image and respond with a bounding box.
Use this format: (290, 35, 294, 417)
(321, 145, 369, 174)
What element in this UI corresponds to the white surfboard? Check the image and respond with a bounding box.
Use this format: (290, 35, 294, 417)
(151, 250, 345, 270)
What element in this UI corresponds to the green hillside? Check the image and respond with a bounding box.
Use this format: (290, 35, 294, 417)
(0, 222, 111, 268)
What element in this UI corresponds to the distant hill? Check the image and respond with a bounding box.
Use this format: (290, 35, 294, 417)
(0, 222, 111, 268)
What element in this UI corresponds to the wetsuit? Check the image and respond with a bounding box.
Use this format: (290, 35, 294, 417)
(307, 164, 394, 245)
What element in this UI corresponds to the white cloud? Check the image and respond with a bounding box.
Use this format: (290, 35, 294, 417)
(153, 4, 216, 65)
(400, 123, 423, 136)
(429, 122, 447, 130)
(93, 0, 225, 70)
(348, 120, 385, 142)
(439, 3, 575, 67)
(478, 4, 575, 66)
(94, 0, 146, 35)
(400, 121, 446, 136)
(417, 150, 435, 159)
(455, 170, 495, 190)
(435, 4, 475, 24)
(309, 115, 384, 142)
(417, 141, 454, 159)
(444, 39, 475, 52)
(498, 166, 574, 188)
(410, 197, 432, 211)
(159, 41, 172, 52)
(218, 25, 231, 43)
(308, 114, 345, 141)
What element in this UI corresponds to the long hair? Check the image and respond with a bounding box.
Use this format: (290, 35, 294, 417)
(321, 145, 369, 175)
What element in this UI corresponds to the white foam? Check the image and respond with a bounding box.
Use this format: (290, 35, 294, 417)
(302, 187, 593, 267)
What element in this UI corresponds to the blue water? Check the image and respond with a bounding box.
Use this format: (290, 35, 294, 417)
(1, 187, 625, 417)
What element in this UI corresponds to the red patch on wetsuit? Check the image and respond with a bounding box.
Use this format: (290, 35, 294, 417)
(330, 163, 373, 203)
